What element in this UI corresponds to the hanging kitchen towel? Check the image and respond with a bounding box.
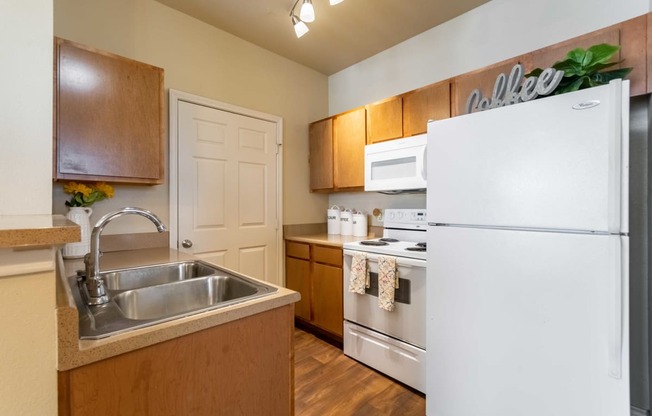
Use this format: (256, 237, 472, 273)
(348, 252, 369, 294)
(378, 256, 399, 312)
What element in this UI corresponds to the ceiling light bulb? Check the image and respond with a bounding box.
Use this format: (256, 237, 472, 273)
(329, 0, 344, 4)
(300, 0, 315, 23)
(292, 15, 309, 38)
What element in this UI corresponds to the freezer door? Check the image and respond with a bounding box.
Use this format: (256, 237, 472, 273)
(427, 80, 629, 234)
(426, 226, 629, 416)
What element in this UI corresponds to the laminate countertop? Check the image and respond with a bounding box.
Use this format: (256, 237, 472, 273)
(56, 247, 300, 370)
(0, 215, 80, 248)
(284, 233, 375, 247)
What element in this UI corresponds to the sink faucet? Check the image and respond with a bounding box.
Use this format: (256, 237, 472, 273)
(83, 207, 167, 305)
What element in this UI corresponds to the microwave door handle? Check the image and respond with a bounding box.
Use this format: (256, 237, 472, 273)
(421, 146, 427, 180)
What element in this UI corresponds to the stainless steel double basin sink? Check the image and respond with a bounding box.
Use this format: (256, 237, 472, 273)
(68, 260, 278, 339)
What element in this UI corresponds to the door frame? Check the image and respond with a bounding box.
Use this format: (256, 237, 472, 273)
(168, 89, 284, 283)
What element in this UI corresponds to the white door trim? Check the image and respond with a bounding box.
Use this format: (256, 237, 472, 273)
(168, 89, 283, 283)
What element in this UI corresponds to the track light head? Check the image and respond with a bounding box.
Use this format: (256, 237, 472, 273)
(300, 0, 315, 23)
(291, 15, 309, 38)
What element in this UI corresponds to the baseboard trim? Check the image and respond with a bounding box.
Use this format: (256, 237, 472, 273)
(632, 406, 650, 416)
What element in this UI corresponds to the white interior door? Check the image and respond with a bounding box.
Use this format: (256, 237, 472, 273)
(176, 99, 280, 285)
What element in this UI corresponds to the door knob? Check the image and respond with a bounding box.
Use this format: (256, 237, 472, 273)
(182, 239, 193, 248)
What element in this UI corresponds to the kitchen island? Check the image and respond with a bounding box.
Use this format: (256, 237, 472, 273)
(56, 247, 299, 415)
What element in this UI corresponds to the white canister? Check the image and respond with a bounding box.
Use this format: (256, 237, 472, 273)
(352, 211, 368, 237)
(327, 205, 341, 234)
(340, 208, 353, 236)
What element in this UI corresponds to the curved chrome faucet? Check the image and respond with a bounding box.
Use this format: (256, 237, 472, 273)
(83, 207, 167, 305)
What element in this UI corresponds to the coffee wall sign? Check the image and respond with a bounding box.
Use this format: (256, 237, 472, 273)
(465, 64, 564, 114)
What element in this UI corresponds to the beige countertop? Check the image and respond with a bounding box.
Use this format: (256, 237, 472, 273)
(284, 233, 374, 247)
(56, 247, 300, 370)
(0, 214, 80, 248)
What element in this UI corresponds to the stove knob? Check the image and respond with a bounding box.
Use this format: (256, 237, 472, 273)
(388, 211, 395, 220)
(398, 212, 404, 219)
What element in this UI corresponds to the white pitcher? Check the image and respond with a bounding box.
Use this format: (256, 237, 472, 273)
(62, 207, 93, 259)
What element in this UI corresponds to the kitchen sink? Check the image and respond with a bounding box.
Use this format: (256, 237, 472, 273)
(113, 275, 260, 320)
(68, 260, 277, 339)
(103, 261, 219, 290)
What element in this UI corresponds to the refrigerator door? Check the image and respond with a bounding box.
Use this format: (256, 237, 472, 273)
(427, 80, 629, 234)
(426, 226, 629, 416)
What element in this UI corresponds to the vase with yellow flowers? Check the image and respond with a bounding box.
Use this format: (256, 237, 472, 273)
(62, 182, 115, 258)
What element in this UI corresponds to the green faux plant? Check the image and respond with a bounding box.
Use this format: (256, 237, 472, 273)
(527, 43, 632, 95)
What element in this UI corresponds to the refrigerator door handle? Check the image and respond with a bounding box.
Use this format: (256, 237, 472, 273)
(607, 236, 624, 379)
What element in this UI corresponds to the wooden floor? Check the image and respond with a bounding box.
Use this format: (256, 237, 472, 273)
(294, 328, 426, 416)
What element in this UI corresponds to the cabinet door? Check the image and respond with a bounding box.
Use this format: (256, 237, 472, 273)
(366, 97, 403, 144)
(309, 118, 334, 191)
(285, 256, 311, 321)
(403, 81, 450, 136)
(312, 262, 343, 337)
(333, 107, 366, 189)
(55, 38, 164, 184)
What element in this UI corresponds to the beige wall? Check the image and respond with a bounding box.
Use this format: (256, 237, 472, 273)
(0, 1, 58, 414)
(53, 0, 329, 233)
(0, 0, 53, 215)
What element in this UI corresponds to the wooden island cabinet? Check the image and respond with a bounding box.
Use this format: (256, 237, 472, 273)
(285, 240, 343, 341)
(58, 305, 294, 416)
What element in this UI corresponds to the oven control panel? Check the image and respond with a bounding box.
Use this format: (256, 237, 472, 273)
(384, 209, 427, 229)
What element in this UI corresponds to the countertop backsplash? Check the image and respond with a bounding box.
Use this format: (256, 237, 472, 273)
(329, 191, 426, 227)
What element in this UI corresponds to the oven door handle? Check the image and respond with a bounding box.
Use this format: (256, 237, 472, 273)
(343, 250, 426, 268)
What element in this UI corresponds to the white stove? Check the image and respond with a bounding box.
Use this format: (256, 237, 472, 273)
(342, 208, 427, 393)
(343, 209, 427, 260)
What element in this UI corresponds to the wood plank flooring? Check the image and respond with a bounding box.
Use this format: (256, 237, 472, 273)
(294, 329, 426, 416)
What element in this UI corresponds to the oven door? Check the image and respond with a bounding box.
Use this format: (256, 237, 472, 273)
(343, 249, 426, 349)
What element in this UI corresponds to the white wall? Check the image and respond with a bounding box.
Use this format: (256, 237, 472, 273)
(0, 0, 53, 215)
(329, 0, 651, 115)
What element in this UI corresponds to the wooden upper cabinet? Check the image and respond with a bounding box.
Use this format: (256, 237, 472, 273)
(366, 97, 403, 144)
(308, 118, 334, 191)
(54, 38, 164, 184)
(522, 16, 646, 95)
(453, 15, 648, 116)
(333, 107, 366, 189)
(402, 81, 451, 136)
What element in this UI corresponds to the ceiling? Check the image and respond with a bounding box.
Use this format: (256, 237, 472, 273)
(154, 0, 491, 75)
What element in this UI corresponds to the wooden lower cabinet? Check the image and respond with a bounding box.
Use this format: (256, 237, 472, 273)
(286, 256, 311, 321)
(311, 262, 344, 336)
(58, 305, 294, 416)
(285, 240, 344, 340)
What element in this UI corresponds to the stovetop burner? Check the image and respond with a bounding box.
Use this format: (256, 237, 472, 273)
(416, 242, 426, 248)
(379, 238, 399, 243)
(360, 240, 389, 246)
(406, 246, 426, 252)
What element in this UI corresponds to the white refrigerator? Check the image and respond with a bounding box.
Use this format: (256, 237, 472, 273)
(426, 80, 630, 416)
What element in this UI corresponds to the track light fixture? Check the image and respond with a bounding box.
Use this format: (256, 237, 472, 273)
(289, 0, 345, 38)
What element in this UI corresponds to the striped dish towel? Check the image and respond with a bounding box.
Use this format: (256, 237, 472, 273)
(378, 255, 398, 311)
(348, 252, 369, 294)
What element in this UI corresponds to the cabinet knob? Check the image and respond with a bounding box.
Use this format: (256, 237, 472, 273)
(182, 239, 193, 248)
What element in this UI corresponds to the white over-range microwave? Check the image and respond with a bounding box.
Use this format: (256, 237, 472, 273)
(364, 133, 427, 194)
